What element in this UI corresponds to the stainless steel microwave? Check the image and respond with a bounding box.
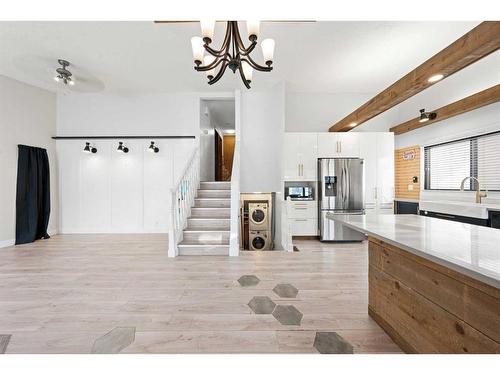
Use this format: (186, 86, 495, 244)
(285, 186, 314, 200)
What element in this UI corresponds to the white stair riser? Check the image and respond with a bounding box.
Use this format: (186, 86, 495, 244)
(197, 190, 231, 198)
(190, 208, 230, 218)
(194, 199, 230, 208)
(178, 245, 229, 256)
(186, 219, 230, 230)
(199, 182, 231, 190)
(182, 231, 230, 243)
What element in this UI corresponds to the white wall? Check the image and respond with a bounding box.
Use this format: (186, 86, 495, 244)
(240, 82, 286, 192)
(0, 75, 58, 247)
(199, 100, 215, 181)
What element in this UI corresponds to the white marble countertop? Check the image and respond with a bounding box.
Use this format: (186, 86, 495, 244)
(327, 213, 500, 289)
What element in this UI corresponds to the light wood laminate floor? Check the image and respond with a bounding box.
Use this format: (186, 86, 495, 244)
(0, 235, 401, 354)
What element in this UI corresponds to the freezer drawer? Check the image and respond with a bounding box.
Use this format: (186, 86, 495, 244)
(291, 218, 318, 236)
(319, 211, 366, 242)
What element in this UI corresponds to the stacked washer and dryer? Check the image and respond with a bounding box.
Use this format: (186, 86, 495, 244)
(248, 202, 272, 250)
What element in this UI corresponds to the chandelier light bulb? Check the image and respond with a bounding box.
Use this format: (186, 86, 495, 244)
(242, 62, 253, 82)
(68, 79, 75, 86)
(200, 20, 216, 44)
(54, 76, 60, 82)
(261, 38, 275, 65)
(203, 55, 216, 80)
(191, 36, 205, 65)
(246, 20, 260, 41)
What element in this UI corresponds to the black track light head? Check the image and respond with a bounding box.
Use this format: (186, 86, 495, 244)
(149, 141, 159, 153)
(83, 142, 98, 154)
(419, 108, 437, 123)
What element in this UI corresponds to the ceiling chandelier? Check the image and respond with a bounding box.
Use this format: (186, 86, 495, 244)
(190, 21, 275, 89)
(54, 59, 75, 86)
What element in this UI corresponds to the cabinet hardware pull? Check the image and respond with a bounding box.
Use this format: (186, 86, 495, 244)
(339, 141, 342, 154)
(295, 219, 307, 221)
(295, 208, 308, 210)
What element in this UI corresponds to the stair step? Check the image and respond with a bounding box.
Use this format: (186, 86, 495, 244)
(182, 230, 230, 243)
(190, 207, 230, 218)
(178, 243, 229, 256)
(197, 189, 231, 198)
(194, 198, 230, 208)
(200, 181, 231, 190)
(186, 218, 231, 230)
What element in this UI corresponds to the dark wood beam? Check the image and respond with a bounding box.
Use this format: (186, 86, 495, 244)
(329, 21, 500, 132)
(389, 85, 500, 135)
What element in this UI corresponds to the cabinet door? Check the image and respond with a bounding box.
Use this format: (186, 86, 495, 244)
(359, 133, 378, 209)
(283, 133, 301, 180)
(317, 133, 339, 158)
(337, 133, 360, 157)
(376, 133, 395, 207)
(298, 133, 318, 180)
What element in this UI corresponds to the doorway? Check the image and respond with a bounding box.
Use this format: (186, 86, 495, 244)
(200, 98, 236, 182)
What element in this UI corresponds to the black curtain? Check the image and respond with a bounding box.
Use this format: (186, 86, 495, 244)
(15, 145, 51, 245)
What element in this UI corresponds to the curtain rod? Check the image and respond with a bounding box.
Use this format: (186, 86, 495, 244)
(52, 136, 196, 140)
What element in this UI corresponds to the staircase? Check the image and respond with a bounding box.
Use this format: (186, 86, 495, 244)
(177, 181, 231, 255)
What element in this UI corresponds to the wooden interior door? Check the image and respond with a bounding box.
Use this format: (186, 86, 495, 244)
(214, 130, 223, 181)
(222, 135, 235, 181)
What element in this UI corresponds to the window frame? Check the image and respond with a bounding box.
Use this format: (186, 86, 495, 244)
(424, 130, 500, 192)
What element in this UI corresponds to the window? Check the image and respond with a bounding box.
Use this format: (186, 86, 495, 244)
(424, 131, 500, 191)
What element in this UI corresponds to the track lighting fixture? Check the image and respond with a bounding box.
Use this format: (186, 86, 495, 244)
(117, 141, 129, 153)
(54, 59, 75, 86)
(83, 142, 97, 153)
(419, 109, 437, 123)
(148, 141, 159, 153)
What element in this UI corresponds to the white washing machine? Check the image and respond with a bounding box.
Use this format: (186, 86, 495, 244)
(249, 230, 271, 251)
(249, 202, 269, 231)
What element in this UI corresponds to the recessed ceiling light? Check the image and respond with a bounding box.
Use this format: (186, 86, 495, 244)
(428, 74, 444, 83)
(349, 122, 357, 127)
(225, 129, 235, 134)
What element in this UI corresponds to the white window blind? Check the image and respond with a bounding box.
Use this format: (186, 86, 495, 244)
(424, 131, 500, 191)
(477, 132, 500, 191)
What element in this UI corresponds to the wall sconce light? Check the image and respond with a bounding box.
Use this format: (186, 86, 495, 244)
(148, 141, 159, 153)
(83, 142, 97, 153)
(419, 109, 437, 123)
(117, 141, 129, 153)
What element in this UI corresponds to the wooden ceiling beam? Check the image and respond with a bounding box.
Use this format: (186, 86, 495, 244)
(329, 21, 500, 132)
(389, 85, 500, 135)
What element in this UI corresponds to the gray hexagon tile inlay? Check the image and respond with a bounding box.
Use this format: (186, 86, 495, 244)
(0, 335, 11, 354)
(91, 327, 136, 354)
(272, 305, 303, 326)
(238, 275, 260, 287)
(248, 296, 276, 314)
(273, 283, 299, 298)
(313, 332, 354, 354)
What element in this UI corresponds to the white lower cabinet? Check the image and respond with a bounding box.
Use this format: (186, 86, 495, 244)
(290, 218, 318, 236)
(289, 201, 318, 236)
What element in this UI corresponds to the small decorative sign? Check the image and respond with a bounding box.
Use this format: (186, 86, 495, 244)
(403, 149, 416, 160)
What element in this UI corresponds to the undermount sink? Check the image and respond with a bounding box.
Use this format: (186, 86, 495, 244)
(419, 200, 500, 219)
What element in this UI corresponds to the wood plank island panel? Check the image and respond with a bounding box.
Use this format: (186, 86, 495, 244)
(394, 146, 420, 200)
(368, 237, 500, 353)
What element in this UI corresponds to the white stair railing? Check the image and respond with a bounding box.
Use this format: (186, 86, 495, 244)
(229, 141, 240, 256)
(168, 147, 200, 257)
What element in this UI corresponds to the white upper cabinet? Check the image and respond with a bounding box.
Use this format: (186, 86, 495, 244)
(317, 133, 359, 158)
(283, 133, 318, 181)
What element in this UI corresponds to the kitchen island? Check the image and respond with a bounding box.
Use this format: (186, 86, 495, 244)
(328, 213, 500, 353)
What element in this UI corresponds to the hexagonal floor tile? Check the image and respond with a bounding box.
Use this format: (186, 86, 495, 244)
(313, 332, 354, 354)
(248, 296, 276, 314)
(0, 335, 11, 354)
(272, 305, 303, 325)
(273, 283, 299, 298)
(91, 327, 136, 354)
(237, 275, 260, 287)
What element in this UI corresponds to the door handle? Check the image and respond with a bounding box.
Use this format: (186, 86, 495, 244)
(298, 164, 300, 176)
(374, 187, 378, 200)
(339, 141, 342, 154)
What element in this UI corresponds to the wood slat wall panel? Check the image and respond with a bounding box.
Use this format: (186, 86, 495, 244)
(394, 146, 420, 200)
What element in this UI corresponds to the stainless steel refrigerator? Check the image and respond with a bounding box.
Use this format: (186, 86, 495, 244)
(318, 158, 365, 242)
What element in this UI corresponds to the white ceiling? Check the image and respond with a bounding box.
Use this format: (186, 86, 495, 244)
(0, 21, 479, 94)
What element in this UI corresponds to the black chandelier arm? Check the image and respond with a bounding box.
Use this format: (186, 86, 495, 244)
(208, 60, 229, 85)
(232, 21, 257, 56)
(203, 21, 232, 57)
(194, 56, 230, 72)
(237, 63, 251, 89)
(240, 56, 273, 72)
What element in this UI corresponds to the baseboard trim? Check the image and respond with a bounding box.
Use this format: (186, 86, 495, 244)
(0, 239, 15, 249)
